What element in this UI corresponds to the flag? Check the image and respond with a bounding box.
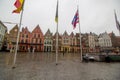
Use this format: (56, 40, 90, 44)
(12, 0, 24, 13)
(72, 10, 79, 29)
(114, 10, 120, 31)
(55, 0, 58, 23)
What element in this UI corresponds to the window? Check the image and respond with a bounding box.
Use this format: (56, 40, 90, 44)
(38, 34, 40, 37)
(34, 34, 36, 38)
(21, 39, 24, 43)
(26, 35, 28, 38)
(26, 39, 28, 43)
(31, 39, 33, 43)
(33, 39, 36, 43)
(38, 39, 40, 43)
(22, 34, 24, 37)
(0, 35, 1, 41)
(0, 35, 2, 39)
(50, 41, 51, 44)
(40, 39, 41, 43)
(36, 39, 38, 43)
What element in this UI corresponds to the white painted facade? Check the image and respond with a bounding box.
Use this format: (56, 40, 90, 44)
(88, 33, 95, 48)
(88, 32, 99, 52)
(98, 32, 112, 47)
(44, 29, 53, 52)
(0, 21, 7, 50)
(62, 31, 70, 45)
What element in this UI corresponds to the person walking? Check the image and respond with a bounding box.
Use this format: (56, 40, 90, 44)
(63, 50, 65, 56)
(28, 47, 30, 53)
(32, 47, 35, 53)
(10, 47, 13, 53)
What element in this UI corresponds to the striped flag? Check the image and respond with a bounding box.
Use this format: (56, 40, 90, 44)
(72, 10, 79, 29)
(55, 0, 58, 23)
(12, 0, 24, 13)
(114, 10, 120, 31)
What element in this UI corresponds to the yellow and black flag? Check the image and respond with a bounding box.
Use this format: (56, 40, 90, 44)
(55, 0, 58, 23)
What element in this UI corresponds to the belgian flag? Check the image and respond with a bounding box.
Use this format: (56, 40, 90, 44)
(12, 0, 24, 13)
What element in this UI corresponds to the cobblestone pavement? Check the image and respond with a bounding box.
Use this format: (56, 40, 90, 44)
(0, 52, 120, 80)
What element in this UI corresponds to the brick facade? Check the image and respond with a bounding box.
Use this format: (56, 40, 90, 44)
(19, 27, 31, 52)
(30, 25, 44, 52)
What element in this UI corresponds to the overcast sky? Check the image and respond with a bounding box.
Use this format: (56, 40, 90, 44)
(0, 0, 120, 35)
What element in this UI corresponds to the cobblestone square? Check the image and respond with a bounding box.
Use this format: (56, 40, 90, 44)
(0, 52, 120, 80)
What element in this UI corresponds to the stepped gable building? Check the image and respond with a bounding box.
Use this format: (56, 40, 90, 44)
(88, 32, 96, 52)
(30, 25, 44, 52)
(44, 29, 53, 52)
(19, 27, 31, 52)
(82, 33, 89, 53)
(0, 21, 7, 50)
(88, 32, 99, 53)
(94, 33, 99, 52)
(109, 32, 118, 47)
(116, 36, 120, 52)
(75, 33, 83, 53)
(61, 31, 70, 53)
(52, 32, 62, 52)
(69, 32, 76, 53)
(6, 25, 18, 50)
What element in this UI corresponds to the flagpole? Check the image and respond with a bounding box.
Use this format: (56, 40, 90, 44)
(12, 0, 25, 69)
(114, 10, 120, 35)
(56, 20, 58, 65)
(55, 0, 59, 65)
(77, 5, 83, 62)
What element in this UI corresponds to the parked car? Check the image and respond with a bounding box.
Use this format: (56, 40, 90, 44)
(83, 54, 95, 62)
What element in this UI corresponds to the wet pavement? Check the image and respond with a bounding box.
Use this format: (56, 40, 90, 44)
(0, 52, 120, 80)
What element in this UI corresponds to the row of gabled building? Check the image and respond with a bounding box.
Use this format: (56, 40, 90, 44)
(1, 23, 120, 53)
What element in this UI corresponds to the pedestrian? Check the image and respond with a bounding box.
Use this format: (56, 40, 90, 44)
(10, 47, 14, 53)
(12, 47, 15, 53)
(10, 47, 12, 53)
(30, 47, 32, 53)
(28, 47, 30, 53)
(63, 50, 65, 56)
(32, 47, 35, 53)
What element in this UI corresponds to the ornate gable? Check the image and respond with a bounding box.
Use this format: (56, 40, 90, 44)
(9, 25, 19, 34)
(32, 25, 42, 32)
(70, 32, 74, 37)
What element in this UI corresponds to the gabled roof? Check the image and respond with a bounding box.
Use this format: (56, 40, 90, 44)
(22, 27, 24, 31)
(9, 24, 19, 33)
(70, 32, 74, 37)
(53, 32, 62, 39)
(75, 33, 80, 37)
(63, 31, 69, 36)
(44, 28, 52, 36)
(32, 24, 43, 35)
(108, 31, 116, 37)
(21, 27, 30, 33)
(99, 32, 110, 39)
